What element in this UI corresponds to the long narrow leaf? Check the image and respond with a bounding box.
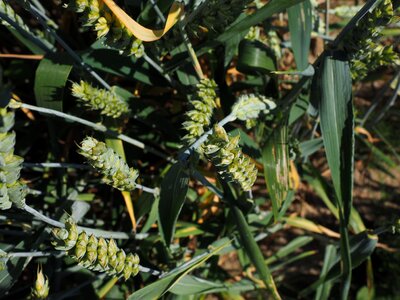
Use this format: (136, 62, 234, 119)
(287, 0, 312, 70)
(319, 53, 354, 299)
(34, 53, 73, 111)
(158, 163, 190, 245)
(262, 125, 290, 221)
(128, 239, 230, 299)
(232, 205, 281, 300)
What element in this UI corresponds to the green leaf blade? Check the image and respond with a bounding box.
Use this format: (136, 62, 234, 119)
(34, 53, 73, 112)
(158, 163, 190, 245)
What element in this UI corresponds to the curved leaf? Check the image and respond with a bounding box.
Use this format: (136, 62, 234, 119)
(34, 53, 73, 111)
(237, 40, 276, 74)
(102, 0, 183, 42)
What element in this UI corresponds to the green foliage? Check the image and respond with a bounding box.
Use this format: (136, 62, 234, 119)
(0, 0, 399, 299)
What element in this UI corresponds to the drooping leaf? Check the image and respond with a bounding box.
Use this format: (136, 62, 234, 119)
(237, 40, 276, 74)
(265, 236, 314, 265)
(81, 47, 166, 85)
(34, 53, 73, 112)
(158, 163, 190, 245)
(170, 276, 259, 295)
(0, 242, 31, 297)
(319, 53, 354, 225)
(299, 138, 323, 158)
(128, 239, 230, 299)
(102, 0, 183, 42)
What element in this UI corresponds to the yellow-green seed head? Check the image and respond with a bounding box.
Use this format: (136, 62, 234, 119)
(231, 94, 276, 123)
(79, 137, 139, 191)
(51, 219, 140, 280)
(31, 266, 50, 299)
(203, 125, 257, 191)
(71, 81, 130, 118)
(182, 78, 218, 145)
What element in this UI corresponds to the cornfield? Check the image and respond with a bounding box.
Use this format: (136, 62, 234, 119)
(0, 0, 399, 299)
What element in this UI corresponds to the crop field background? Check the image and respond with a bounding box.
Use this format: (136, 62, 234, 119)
(0, 0, 400, 299)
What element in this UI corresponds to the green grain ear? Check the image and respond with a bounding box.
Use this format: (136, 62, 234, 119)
(71, 81, 130, 118)
(31, 266, 50, 300)
(182, 78, 218, 145)
(67, 0, 144, 57)
(231, 94, 276, 128)
(0, 107, 26, 210)
(203, 125, 257, 191)
(52, 218, 140, 280)
(342, 0, 398, 80)
(79, 137, 139, 191)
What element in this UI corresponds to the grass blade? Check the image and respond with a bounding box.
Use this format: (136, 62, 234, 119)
(287, 0, 312, 71)
(34, 53, 73, 111)
(262, 125, 290, 221)
(158, 163, 190, 245)
(319, 53, 354, 299)
(128, 239, 230, 299)
(232, 205, 281, 300)
(315, 245, 337, 300)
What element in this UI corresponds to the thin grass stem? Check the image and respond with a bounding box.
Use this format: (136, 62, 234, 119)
(10, 100, 171, 161)
(23, 2, 112, 90)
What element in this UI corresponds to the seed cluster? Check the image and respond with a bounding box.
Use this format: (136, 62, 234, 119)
(52, 219, 140, 280)
(71, 81, 130, 118)
(31, 266, 50, 300)
(182, 78, 218, 145)
(0, 0, 30, 32)
(0, 107, 27, 210)
(79, 137, 139, 191)
(186, 0, 252, 39)
(342, 0, 398, 80)
(67, 0, 144, 57)
(203, 125, 258, 191)
(231, 94, 276, 129)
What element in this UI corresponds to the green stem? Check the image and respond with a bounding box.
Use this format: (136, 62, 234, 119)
(22, 204, 138, 239)
(10, 100, 171, 161)
(178, 21, 204, 80)
(23, 2, 112, 90)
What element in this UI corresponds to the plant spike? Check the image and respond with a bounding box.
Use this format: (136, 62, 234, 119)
(67, 0, 144, 57)
(79, 137, 139, 191)
(0, 106, 27, 210)
(71, 80, 130, 118)
(203, 124, 258, 191)
(31, 265, 50, 300)
(341, 0, 398, 80)
(186, 0, 252, 39)
(52, 218, 140, 280)
(231, 94, 276, 129)
(182, 78, 218, 145)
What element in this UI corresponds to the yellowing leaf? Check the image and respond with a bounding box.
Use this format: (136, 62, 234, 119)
(102, 0, 184, 42)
